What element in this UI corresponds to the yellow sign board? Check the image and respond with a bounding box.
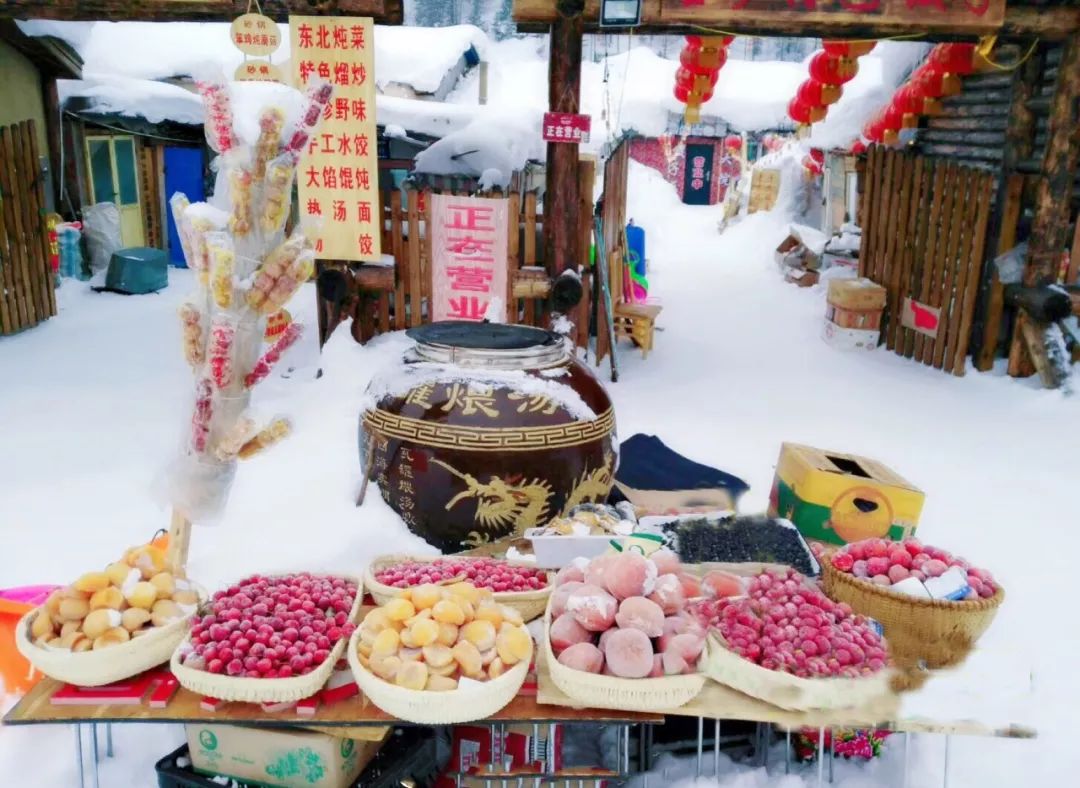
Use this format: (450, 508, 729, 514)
(234, 60, 284, 83)
(289, 15, 380, 262)
(230, 13, 282, 57)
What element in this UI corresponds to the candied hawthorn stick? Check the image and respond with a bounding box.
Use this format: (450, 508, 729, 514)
(208, 319, 235, 389)
(227, 168, 253, 238)
(206, 232, 236, 309)
(244, 322, 303, 388)
(238, 418, 291, 459)
(195, 80, 237, 154)
(179, 303, 205, 368)
(190, 378, 214, 453)
(260, 153, 298, 234)
(213, 416, 257, 462)
(253, 107, 285, 180)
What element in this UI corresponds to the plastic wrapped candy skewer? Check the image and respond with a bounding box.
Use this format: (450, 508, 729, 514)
(238, 418, 291, 459)
(244, 322, 304, 388)
(227, 168, 254, 238)
(262, 250, 314, 315)
(260, 153, 298, 234)
(190, 378, 214, 454)
(178, 303, 205, 368)
(195, 80, 237, 154)
(208, 319, 236, 389)
(253, 107, 285, 180)
(206, 232, 236, 309)
(213, 416, 257, 462)
(246, 230, 312, 314)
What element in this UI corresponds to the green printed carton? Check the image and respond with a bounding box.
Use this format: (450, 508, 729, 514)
(186, 724, 384, 788)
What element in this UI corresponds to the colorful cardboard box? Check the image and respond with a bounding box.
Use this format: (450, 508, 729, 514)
(185, 724, 384, 788)
(767, 443, 924, 546)
(822, 321, 879, 351)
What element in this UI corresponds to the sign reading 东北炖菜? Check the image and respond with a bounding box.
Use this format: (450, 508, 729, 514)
(290, 15, 381, 262)
(430, 194, 509, 323)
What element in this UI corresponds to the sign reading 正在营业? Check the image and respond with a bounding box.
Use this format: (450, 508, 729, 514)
(290, 16, 380, 262)
(430, 194, 509, 323)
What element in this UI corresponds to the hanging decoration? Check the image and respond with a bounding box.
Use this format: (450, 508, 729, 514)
(673, 35, 734, 125)
(788, 41, 875, 129)
(802, 148, 825, 176)
(859, 42, 976, 150)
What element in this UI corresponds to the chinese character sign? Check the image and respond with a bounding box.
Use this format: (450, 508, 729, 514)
(430, 194, 509, 323)
(542, 112, 592, 144)
(290, 15, 380, 262)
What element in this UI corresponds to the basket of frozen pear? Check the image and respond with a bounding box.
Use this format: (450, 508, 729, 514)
(16, 543, 204, 686)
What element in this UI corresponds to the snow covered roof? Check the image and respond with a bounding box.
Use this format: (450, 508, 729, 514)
(17, 20, 488, 94)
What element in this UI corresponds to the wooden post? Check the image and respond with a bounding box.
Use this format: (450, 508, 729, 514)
(543, 0, 584, 278)
(166, 509, 192, 574)
(1024, 36, 1080, 287)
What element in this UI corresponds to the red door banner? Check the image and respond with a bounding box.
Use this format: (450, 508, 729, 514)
(430, 194, 509, 323)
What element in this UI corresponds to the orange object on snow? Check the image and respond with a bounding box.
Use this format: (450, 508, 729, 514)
(0, 585, 58, 694)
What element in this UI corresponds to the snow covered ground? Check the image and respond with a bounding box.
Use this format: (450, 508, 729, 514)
(2, 162, 1077, 785)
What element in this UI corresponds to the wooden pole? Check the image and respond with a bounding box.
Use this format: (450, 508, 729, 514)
(166, 509, 192, 575)
(1024, 35, 1080, 287)
(543, 0, 584, 279)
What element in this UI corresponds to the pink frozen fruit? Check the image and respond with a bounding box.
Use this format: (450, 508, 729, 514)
(887, 565, 910, 584)
(549, 581, 584, 619)
(831, 552, 854, 572)
(647, 574, 685, 615)
(851, 560, 870, 578)
(584, 553, 617, 589)
(604, 552, 656, 600)
(871, 575, 891, 586)
(662, 649, 688, 675)
(556, 642, 604, 674)
(666, 632, 705, 663)
(866, 557, 890, 577)
(549, 613, 592, 653)
(565, 584, 617, 632)
(650, 549, 681, 576)
(554, 564, 585, 586)
(678, 572, 703, 598)
(614, 596, 665, 637)
(702, 570, 744, 599)
(923, 559, 948, 578)
(602, 628, 654, 678)
(888, 548, 912, 569)
(648, 654, 664, 678)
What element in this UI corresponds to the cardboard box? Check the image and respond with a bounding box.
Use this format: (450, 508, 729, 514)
(785, 268, 820, 288)
(821, 320, 879, 351)
(825, 301, 882, 330)
(185, 724, 384, 788)
(827, 278, 886, 311)
(767, 443, 924, 546)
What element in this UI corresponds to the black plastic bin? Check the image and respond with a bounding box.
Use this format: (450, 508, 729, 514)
(156, 727, 439, 788)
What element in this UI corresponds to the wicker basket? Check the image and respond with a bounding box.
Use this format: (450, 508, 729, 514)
(170, 573, 363, 704)
(542, 597, 705, 713)
(346, 626, 531, 724)
(820, 557, 1004, 668)
(15, 587, 205, 687)
(700, 633, 895, 712)
(365, 554, 552, 622)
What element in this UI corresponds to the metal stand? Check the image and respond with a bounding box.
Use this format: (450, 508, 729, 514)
(904, 732, 911, 788)
(696, 717, 704, 777)
(713, 720, 720, 776)
(816, 727, 826, 788)
(786, 729, 792, 775)
(943, 735, 951, 788)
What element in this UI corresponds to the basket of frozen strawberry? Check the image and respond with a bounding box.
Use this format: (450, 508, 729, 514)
(171, 572, 361, 703)
(821, 538, 1003, 668)
(694, 568, 896, 713)
(366, 555, 552, 622)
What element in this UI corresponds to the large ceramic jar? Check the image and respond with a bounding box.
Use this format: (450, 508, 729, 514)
(360, 322, 617, 552)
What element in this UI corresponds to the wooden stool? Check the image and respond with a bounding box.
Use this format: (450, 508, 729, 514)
(613, 302, 662, 358)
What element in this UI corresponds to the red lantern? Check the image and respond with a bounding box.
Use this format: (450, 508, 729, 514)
(797, 79, 842, 108)
(930, 43, 975, 76)
(675, 67, 697, 87)
(788, 96, 813, 125)
(863, 115, 886, 143)
(684, 35, 702, 50)
(851, 139, 867, 155)
(809, 52, 859, 86)
(882, 104, 904, 131)
(892, 84, 922, 115)
(674, 83, 691, 104)
(802, 155, 823, 176)
(822, 41, 852, 58)
(724, 134, 743, 151)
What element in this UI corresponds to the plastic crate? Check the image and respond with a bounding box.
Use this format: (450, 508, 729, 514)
(155, 728, 438, 788)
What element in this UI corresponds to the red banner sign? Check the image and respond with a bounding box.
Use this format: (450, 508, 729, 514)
(430, 194, 509, 323)
(543, 112, 591, 144)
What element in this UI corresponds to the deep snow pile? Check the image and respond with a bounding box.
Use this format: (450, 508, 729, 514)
(1, 162, 1074, 785)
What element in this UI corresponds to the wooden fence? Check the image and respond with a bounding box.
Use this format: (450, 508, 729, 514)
(860, 146, 995, 376)
(0, 119, 56, 336)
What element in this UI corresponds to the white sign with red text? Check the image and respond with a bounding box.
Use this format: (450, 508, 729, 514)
(430, 194, 509, 323)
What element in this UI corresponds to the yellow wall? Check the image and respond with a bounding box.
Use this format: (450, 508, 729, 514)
(0, 39, 49, 153)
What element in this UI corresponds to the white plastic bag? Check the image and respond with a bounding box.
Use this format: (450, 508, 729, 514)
(81, 202, 123, 273)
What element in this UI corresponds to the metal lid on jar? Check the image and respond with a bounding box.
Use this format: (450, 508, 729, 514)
(406, 321, 568, 370)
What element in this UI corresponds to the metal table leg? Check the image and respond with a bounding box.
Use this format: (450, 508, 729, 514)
(829, 729, 834, 783)
(816, 727, 825, 788)
(903, 732, 911, 788)
(105, 723, 114, 758)
(623, 724, 630, 775)
(943, 735, 951, 788)
(74, 724, 85, 788)
(90, 724, 101, 788)
(696, 717, 704, 778)
(713, 719, 720, 776)
(785, 729, 791, 775)
(762, 723, 770, 769)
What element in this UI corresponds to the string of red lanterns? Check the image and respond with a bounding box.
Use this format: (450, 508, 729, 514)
(788, 40, 875, 127)
(673, 35, 734, 124)
(860, 43, 975, 148)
